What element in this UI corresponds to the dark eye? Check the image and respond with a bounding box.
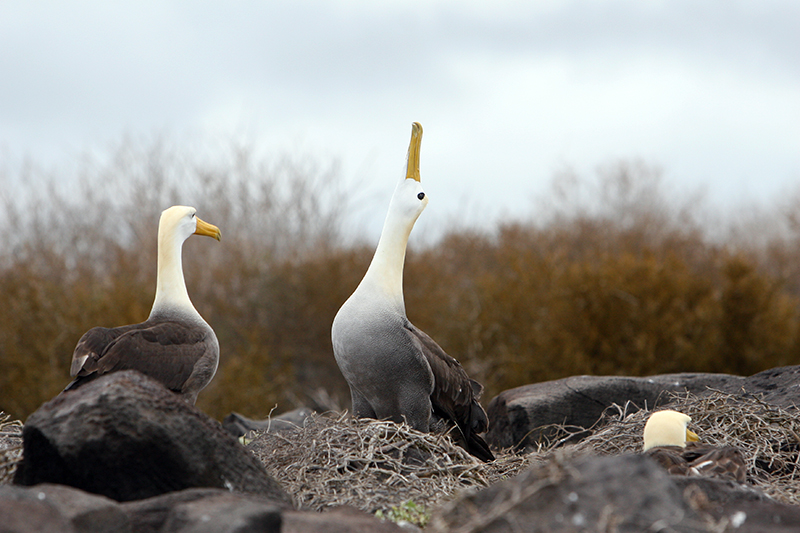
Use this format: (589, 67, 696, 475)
(417, 192, 425, 200)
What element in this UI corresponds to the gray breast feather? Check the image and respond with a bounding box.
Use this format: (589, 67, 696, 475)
(333, 307, 435, 398)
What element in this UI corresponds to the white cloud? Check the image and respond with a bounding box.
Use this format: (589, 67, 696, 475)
(1, 0, 799, 236)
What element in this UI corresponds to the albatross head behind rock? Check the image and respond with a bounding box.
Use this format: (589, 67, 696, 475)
(642, 409, 747, 483)
(643, 410, 700, 451)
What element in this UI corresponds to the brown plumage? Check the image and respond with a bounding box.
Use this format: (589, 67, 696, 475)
(65, 206, 220, 404)
(404, 321, 492, 461)
(643, 410, 747, 483)
(647, 443, 747, 483)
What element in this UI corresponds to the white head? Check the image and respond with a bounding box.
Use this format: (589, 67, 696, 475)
(386, 121, 429, 225)
(158, 205, 221, 246)
(643, 410, 700, 451)
(351, 122, 429, 311)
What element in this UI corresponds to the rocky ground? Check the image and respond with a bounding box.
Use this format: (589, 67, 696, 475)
(3, 366, 800, 532)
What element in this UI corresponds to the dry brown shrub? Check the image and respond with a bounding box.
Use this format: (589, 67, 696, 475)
(248, 412, 534, 514)
(3, 146, 800, 426)
(404, 163, 800, 402)
(0, 138, 352, 420)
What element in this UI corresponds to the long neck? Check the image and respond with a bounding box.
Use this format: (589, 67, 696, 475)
(150, 232, 198, 318)
(359, 203, 414, 313)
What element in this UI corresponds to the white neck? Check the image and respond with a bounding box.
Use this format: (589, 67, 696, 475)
(357, 197, 416, 314)
(149, 230, 200, 319)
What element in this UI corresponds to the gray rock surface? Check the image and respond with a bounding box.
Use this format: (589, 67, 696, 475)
(0, 484, 408, 533)
(222, 407, 314, 438)
(0, 484, 77, 533)
(282, 506, 410, 533)
(486, 367, 800, 451)
(431, 453, 800, 533)
(8, 366, 800, 532)
(19, 483, 133, 533)
(13, 370, 292, 506)
(120, 488, 284, 533)
(158, 491, 282, 533)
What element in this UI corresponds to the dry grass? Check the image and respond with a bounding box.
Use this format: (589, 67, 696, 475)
(247, 412, 534, 516)
(3, 391, 800, 527)
(246, 391, 800, 526)
(0, 412, 23, 485)
(552, 390, 800, 505)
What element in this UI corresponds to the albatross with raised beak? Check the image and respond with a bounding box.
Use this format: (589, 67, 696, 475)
(332, 123, 494, 461)
(65, 205, 221, 404)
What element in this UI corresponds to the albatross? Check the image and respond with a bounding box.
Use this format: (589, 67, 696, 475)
(643, 409, 746, 483)
(65, 205, 221, 404)
(331, 122, 494, 461)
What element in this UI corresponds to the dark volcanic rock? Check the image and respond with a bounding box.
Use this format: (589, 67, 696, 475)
(0, 483, 131, 533)
(0, 484, 76, 533)
(159, 491, 282, 533)
(1, 484, 406, 533)
(431, 453, 800, 533)
(13, 371, 292, 507)
(282, 506, 411, 533)
(741, 366, 800, 408)
(122, 490, 405, 533)
(486, 367, 800, 451)
(121, 489, 281, 533)
(121, 487, 293, 533)
(432, 454, 702, 532)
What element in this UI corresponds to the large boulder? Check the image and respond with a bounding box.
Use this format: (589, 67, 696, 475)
(121, 488, 283, 533)
(486, 366, 800, 451)
(282, 506, 412, 533)
(430, 453, 800, 533)
(0, 484, 407, 533)
(0, 483, 133, 533)
(0, 484, 78, 533)
(122, 490, 410, 533)
(13, 370, 292, 507)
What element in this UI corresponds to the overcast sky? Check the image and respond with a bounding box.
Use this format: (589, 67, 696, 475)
(1, 1, 799, 238)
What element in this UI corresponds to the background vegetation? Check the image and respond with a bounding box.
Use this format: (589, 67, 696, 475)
(2, 139, 800, 421)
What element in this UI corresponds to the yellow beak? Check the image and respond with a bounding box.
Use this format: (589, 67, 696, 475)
(686, 429, 700, 443)
(194, 217, 222, 241)
(405, 122, 422, 182)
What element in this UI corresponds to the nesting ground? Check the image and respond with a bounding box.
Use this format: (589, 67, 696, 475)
(2, 388, 800, 522)
(248, 412, 533, 515)
(248, 389, 800, 517)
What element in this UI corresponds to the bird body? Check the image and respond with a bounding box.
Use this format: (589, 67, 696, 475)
(66, 206, 221, 404)
(332, 123, 493, 461)
(643, 410, 746, 483)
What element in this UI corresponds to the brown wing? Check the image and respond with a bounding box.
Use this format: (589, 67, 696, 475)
(647, 443, 747, 483)
(71, 323, 141, 376)
(403, 321, 494, 461)
(646, 446, 690, 475)
(687, 446, 747, 483)
(681, 441, 720, 462)
(71, 319, 211, 393)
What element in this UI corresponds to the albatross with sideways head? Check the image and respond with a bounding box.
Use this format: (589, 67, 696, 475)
(331, 122, 494, 461)
(643, 409, 747, 483)
(65, 205, 221, 405)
